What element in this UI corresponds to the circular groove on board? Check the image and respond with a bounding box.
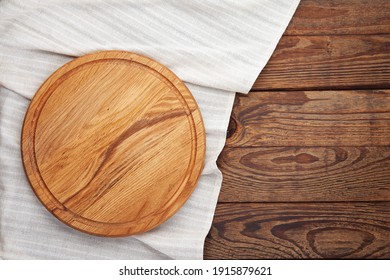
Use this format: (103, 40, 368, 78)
(21, 51, 205, 237)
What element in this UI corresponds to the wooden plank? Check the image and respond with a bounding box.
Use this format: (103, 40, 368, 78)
(217, 147, 390, 202)
(251, 36, 390, 91)
(286, 0, 390, 35)
(227, 90, 390, 147)
(204, 203, 390, 259)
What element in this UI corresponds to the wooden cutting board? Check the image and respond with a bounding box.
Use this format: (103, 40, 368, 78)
(21, 50, 205, 237)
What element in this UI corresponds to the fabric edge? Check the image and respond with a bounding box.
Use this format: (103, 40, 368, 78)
(197, 92, 236, 260)
(241, 0, 301, 94)
(196, 0, 301, 259)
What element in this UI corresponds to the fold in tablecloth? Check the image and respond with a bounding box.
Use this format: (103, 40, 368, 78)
(0, 0, 300, 259)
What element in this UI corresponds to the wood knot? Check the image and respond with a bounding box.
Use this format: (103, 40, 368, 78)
(272, 153, 319, 164)
(226, 117, 237, 139)
(307, 227, 375, 258)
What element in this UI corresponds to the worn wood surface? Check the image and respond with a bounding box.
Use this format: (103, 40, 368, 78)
(217, 146, 390, 202)
(252, 0, 390, 91)
(204, 203, 390, 259)
(204, 0, 390, 259)
(227, 90, 390, 147)
(22, 51, 205, 237)
(252, 36, 390, 91)
(286, 0, 390, 35)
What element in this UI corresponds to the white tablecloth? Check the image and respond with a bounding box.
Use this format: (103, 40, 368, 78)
(0, 0, 300, 259)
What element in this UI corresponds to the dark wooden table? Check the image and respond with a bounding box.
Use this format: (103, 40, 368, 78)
(204, 0, 390, 259)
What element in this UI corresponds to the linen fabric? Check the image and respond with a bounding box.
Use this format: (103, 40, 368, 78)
(0, 0, 300, 259)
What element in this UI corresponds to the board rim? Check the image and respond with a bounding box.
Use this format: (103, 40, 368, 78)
(21, 50, 206, 237)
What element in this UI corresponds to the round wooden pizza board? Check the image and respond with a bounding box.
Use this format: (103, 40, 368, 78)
(21, 50, 205, 237)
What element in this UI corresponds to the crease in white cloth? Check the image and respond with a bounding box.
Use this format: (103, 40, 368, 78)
(0, 0, 300, 259)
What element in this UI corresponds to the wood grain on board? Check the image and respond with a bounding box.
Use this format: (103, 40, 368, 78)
(204, 203, 390, 259)
(251, 36, 390, 91)
(226, 90, 390, 147)
(285, 0, 390, 35)
(22, 51, 205, 237)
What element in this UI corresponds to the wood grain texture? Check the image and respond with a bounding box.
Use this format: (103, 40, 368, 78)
(286, 0, 390, 35)
(251, 36, 390, 91)
(204, 0, 390, 260)
(217, 147, 390, 202)
(21, 51, 205, 237)
(204, 203, 390, 259)
(227, 90, 390, 147)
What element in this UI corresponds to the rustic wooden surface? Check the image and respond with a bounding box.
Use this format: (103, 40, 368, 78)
(285, 0, 390, 35)
(227, 90, 390, 147)
(22, 51, 205, 237)
(204, 0, 390, 259)
(252, 36, 390, 91)
(205, 203, 390, 259)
